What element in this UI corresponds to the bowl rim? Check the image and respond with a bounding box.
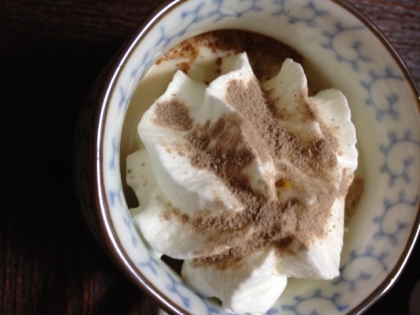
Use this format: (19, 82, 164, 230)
(331, 1, 420, 314)
(88, 0, 420, 314)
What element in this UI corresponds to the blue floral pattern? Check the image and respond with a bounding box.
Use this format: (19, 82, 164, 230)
(92, 0, 420, 314)
(373, 191, 420, 245)
(321, 22, 370, 71)
(380, 130, 420, 186)
(361, 68, 404, 121)
(272, 0, 328, 27)
(282, 290, 349, 315)
(332, 245, 389, 290)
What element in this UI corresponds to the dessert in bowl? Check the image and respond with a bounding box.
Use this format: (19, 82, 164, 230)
(73, 0, 420, 314)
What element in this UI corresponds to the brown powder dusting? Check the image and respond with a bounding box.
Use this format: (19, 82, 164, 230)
(180, 213, 190, 223)
(157, 39, 200, 64)
(345, 177, 364, 222)
(154, 99, 193, 131)
(171, 78, 343, 269)
(338, 168, 354, 197)
(158, 194, 190, 225)
(274, 236, 294, 251)
(226, 79, 338, 177)
(185, 115, 256, 193)
(148, 30, 354, 270)
(176, 62, 190, 74)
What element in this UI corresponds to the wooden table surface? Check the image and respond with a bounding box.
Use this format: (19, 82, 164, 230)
(1, 0, 419, 314)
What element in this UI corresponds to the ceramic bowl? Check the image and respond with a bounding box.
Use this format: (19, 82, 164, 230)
(73, 0, 420, 314)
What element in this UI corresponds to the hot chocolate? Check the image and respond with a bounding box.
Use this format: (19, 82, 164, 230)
(122, 29, 362, 314)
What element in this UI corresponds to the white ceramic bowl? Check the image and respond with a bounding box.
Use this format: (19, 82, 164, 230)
(74, 0, 420, 314)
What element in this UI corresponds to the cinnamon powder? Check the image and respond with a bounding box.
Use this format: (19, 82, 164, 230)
(149, 31, 357, 270)
(153, 99, 193, 131)
(152, 77, 350, 269)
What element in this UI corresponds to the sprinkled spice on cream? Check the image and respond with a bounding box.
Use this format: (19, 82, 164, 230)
(125, 30, 362, 315)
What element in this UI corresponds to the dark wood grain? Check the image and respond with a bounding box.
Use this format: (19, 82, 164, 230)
(0, 1, 419, 315)
(352, 0, 420, 88)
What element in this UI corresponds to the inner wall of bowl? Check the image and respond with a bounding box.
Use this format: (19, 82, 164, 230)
(101, 0, 420, 314)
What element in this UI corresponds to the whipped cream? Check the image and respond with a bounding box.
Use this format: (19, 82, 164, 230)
(127, 53, 358, 314)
